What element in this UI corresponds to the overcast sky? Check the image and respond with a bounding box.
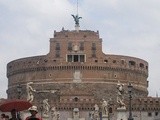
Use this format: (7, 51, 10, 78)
(0, 0, 160, 98)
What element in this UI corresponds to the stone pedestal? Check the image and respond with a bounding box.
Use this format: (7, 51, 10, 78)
(42, 116, 49, 120)
(67, 118, 85, 120)
(67, 108, 85, 120)
(102, 115, 108, 120)
(75, 25, 80, 32)
(117, 107, 127, 120)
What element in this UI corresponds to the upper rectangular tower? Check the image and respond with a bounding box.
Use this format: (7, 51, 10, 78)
(48, 30, 103, 64)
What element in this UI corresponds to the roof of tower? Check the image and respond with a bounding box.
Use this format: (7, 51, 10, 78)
(53, 29, 100, 39)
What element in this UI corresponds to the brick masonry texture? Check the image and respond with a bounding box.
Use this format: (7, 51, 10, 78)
(7, 30, 148, 110)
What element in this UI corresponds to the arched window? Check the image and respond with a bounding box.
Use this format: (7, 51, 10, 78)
(74, 97, 79, 102)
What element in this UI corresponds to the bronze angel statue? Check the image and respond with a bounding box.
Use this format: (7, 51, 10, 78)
(71, 14, 82, 26)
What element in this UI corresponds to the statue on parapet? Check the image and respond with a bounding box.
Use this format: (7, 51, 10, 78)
(94, 104, 99, 112)
(42, 99, 50, 117)
(51, 106, 59, 120)
(26, 82, 36, 103)
(117, 81, 126, 108)
(101, 99, 108, 117)
(71, 14, 82, 26)
(93, 104, 99, 120)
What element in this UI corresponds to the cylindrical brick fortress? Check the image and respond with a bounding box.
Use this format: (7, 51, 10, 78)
(7, 30, 148, 110)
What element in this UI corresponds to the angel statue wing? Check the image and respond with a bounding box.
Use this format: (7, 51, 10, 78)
(71, 14, 82, 26)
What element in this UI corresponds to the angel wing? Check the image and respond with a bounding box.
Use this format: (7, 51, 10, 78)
(71, 14, 76, 19)
(78, 17, 82, 19)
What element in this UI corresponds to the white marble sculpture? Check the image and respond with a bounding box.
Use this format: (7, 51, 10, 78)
(101, 99, 108, 117)
(93, 104, 99, 120)
(42, 99, 50, 117)
(89, 111, 94, 120)
(117, 81, 126, 108)
(51, 106, 59, 120)
(26, 82, 36, 103)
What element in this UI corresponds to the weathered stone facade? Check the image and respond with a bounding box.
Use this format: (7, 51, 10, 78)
(6, 29, 150, 119)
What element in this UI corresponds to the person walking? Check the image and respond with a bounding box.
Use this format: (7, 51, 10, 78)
(9, 109, 21, 120)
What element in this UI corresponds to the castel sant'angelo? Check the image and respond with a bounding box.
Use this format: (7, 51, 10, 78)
(5, 13, 160, 120)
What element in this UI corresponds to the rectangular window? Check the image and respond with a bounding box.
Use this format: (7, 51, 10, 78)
(80, 55, 84, 62)
(67, 55, 85, 62)
(129, 61, 136, 66)
(68, 55, 72, 62)
(74, 55, 79, 62)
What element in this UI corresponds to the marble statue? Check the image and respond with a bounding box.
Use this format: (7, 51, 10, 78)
(94, 104, 99, 112)
(89, 111, 94, 120)
(56, 112, 60, 120)
(26, 82, 36, 102)
(93, 104, 99, 120)
(51, 106, 59, 120)
(42, 99, 50, 117)
(101, 99, 108, 116)
(117, 81, 125, 108)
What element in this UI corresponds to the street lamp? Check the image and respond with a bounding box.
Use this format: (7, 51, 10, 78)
(17, 84, 22, 99)
(99, 111, 102, 120)
(128, 82, 134, 120)
(108, 98, 113, 120)
(16, 84, 22, 119)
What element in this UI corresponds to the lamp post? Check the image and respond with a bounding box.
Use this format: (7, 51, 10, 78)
(16, 84, 22, 119)
(17, 84, 22, 99)
(108, 98, 113, 120)
(128, 82, 134, 120)
(99, 111, 102, 120)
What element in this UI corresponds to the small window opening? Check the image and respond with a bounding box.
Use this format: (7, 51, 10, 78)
(129, 61, 136, 66)
(104, 60, 108, 63)
(140, 63, 144, 68)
